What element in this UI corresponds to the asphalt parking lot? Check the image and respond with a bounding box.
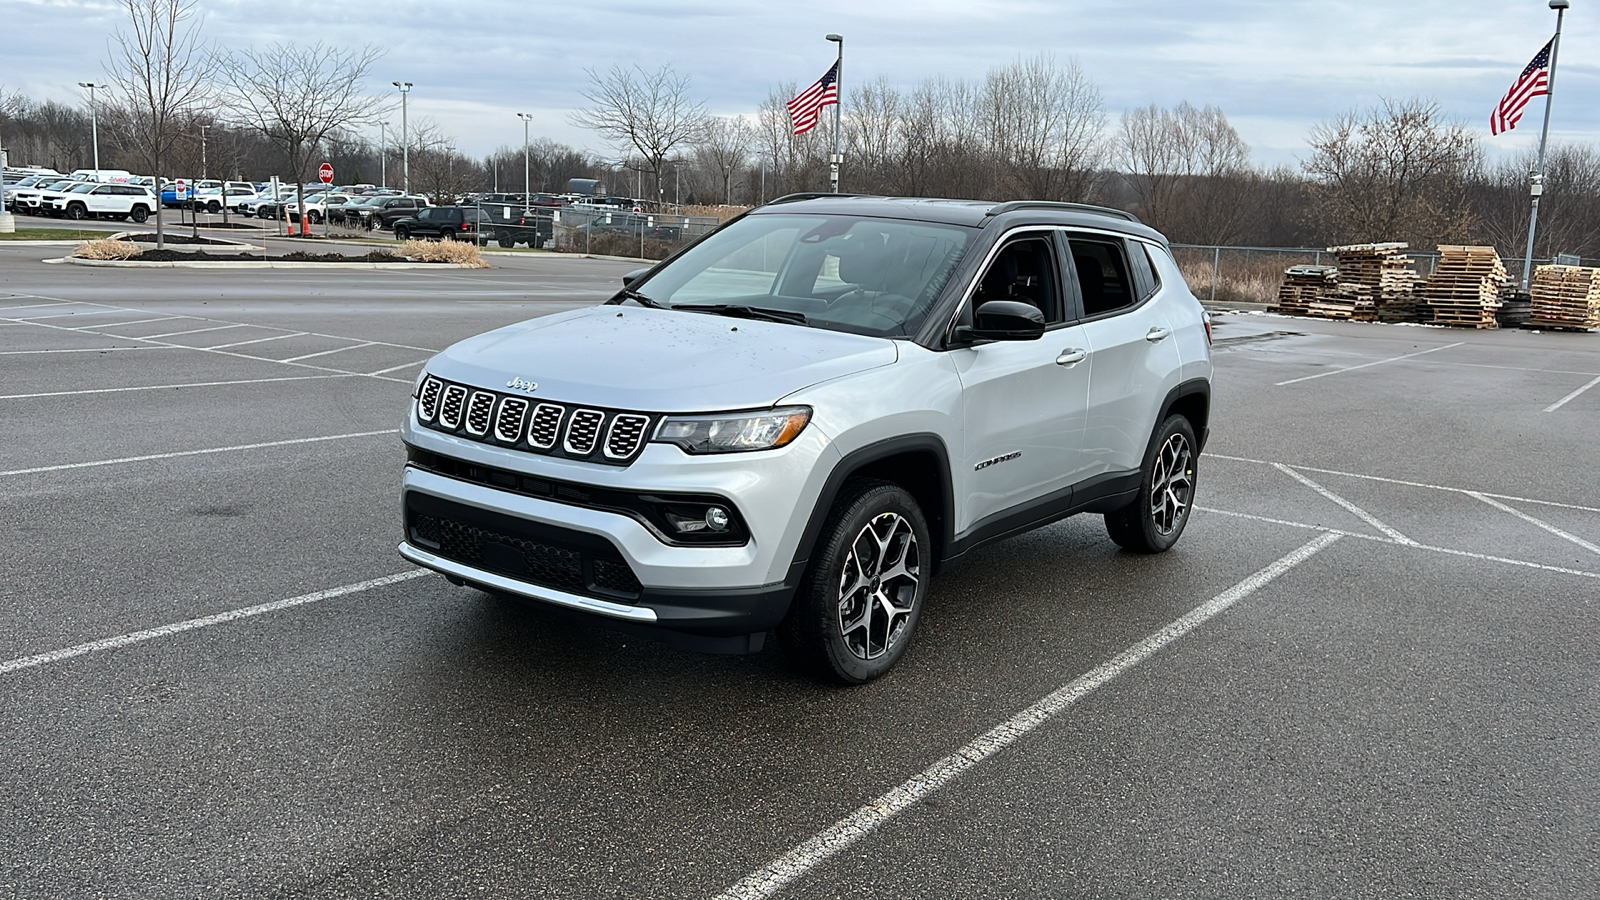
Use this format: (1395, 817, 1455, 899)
(1, 245, 1597, 899)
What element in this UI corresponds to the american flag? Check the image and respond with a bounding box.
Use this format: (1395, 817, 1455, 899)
(1490, 38, 1553, 136)
(787, 62, 840, 135)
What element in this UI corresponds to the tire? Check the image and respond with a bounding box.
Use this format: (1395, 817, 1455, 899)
(65, 203, 87, 221)
(497, 231, 515, 248)
(1105, 414, 1198, 554)
(308, 210, 322, 224)
(439, 229, 454, 241)
(207, 201, 222, 213)
(129, 205, 149, 223)
(778, 479, 931, 684)
(394, 227, 408, 241)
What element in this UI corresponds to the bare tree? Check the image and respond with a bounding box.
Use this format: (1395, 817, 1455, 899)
(1119, 102, 1255, 243)
(1473, 143, 1600, 263)
(215, 42, 380, 230)
(1303, 98, 1479, 247)
(983, 54, 1106, 202)
(694, 115, 753, 205)
(102, 0, 212, 248)
(571, 64, 708, 208)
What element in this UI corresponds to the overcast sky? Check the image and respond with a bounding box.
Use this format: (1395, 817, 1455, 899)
(8, 0, 1597, 169)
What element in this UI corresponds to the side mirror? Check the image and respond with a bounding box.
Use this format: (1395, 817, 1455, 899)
(954, 300, 1046, 343)
(622, 267, 651, 288)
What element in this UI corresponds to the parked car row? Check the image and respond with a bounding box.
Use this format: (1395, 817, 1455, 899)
(4, 176, 157, 221)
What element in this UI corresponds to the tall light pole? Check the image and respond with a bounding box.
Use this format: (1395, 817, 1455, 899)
(825, 33, 843, 193)
(392, 81, 412, 195)
(517, 112, 533, 213)
(1520, 0, 1570, 293)
(199, 124, 210, 180)
(78, 82, 101, 180)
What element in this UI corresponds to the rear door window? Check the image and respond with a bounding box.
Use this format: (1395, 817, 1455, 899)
(1067, 238, 1137, 317)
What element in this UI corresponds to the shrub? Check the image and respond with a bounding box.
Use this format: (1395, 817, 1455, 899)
(399, 239, 489, 267)
(72, 239, 143, 261)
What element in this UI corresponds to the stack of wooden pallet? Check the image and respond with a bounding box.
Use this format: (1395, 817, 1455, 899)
(1421, 245, 1505, 328)
(1304, 243, 1418, 322)
(1270, 265, 1337, 316)
(1528, 264, 1600, 330)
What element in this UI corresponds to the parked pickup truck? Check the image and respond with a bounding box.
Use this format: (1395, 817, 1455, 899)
(480, 203, 553, 248)
(391, 206, 487, 242)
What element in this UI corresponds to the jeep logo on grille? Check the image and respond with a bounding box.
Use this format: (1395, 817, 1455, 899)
(505, 377, 538, 393)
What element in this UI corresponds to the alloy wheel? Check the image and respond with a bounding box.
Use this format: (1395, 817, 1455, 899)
(1149, 432, 1194, 536)
(835, 512, 920, 661)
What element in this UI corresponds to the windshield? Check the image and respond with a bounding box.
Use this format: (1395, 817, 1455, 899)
(629, 213, 974, 338)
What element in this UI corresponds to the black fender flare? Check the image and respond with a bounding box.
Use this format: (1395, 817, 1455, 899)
(1156, 377, 1211, 452)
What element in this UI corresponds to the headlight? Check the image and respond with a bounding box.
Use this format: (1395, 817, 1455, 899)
(652, 406, 811, 454)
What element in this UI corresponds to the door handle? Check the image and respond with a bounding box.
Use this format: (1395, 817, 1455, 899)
(1056, 348, 1087, 366)
(1146, 326, 1171, 342)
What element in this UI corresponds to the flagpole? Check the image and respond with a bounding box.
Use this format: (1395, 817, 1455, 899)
(826, 33, 844, 193)
(1520, 0, 1569, 292)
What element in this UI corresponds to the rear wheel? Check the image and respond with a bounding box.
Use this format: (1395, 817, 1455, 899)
(1105, 414, 1197, 553)
(779, 480, 930, 684)
(308, 210, 322, 224)
(497, 231, 515, 248)
(439, 229, 454, 241)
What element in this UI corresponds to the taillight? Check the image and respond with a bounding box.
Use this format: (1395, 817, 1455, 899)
(1203, 311, 1213, 345)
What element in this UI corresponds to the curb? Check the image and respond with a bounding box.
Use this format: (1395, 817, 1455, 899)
(108, 230, 255, 248)
(0, 240, 84, 246)
(55, 257, 486, 270)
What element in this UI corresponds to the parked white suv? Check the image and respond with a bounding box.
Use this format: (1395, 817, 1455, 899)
(49, 183, 157, 222)
(399, 195, 1213, 682)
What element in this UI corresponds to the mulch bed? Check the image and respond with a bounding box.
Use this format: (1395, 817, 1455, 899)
(122, 233, 235, 245)
(112, 248, 409, 263)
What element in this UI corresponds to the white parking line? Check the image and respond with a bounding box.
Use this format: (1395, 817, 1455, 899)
(209, 332, 307, 349)
(69, 316, 186, 330)
(1544, 374, 1600, 413)
(1466, 492, 1600, 557)
(1274, 342, 1463, 387)
(140, 323, 249, 339)
(1273, 463, 1418, 545)
(0, 570, 430, 676)
(0, 429, 395, 477)
(0, 302, 71, 311)
(281, 342, 377, 363)
(714, 533, 1344, 900)
(0, 373, 355, 401)
(8, 308, 129, 321)
(1205, 453, 1600, 514)
(0, 346, 182, 356)
(368, 358, 428, 376)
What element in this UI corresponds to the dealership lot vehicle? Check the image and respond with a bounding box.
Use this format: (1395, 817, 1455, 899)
(46, 183, 158, 222)
(0, 249, 1596, 898)
(400, 196, 1212, 681)
(11, 179, 85, 214)
(391, 205, 488, 241)
(356, 194, 430, 230)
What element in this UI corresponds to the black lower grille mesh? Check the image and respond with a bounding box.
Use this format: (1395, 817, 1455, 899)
(410, 506, 642, 600)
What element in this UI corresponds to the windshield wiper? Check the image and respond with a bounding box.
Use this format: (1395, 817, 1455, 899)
(616, 289, 662, 309)
(676, 304, 808, 325)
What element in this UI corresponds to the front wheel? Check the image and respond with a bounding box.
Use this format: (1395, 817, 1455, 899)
(1105, 414, 1198, 553)
(778, 480, 930, 684)
(66, 204, 87, 221)
(129, 205, 150, 223)
(207, 201, 222, 213)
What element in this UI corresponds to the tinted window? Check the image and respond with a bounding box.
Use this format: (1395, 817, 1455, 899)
(415, 208, 433, 221)
(970, 234, 1064, 324)
(1068, 238, 1135, 317)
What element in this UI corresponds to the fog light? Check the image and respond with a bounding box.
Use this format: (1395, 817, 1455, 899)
(665, 512, 708, 533)
(705, 507, 730, 532)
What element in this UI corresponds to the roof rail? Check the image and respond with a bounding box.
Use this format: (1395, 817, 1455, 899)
(766, 191, 868, 206)
(983, 200, 1141, 223)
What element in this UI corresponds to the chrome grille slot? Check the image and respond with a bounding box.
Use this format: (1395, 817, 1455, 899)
(495, 397, 529, 443)
(438, 385, 468, 430)
(465, 391, 495, 436)
(604, 414, 650, 459)
(564, 409, 605, 455)
(527, 403, 565, 449)
(417, 376, 443, 422)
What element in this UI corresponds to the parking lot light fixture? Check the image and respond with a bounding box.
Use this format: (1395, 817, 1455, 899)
(78, 82, 101, 180)
(199, 124, 210, 180)
(517, 112, 533, 214)
(825, 34, 843, 193)
(392, 81, 412, 194)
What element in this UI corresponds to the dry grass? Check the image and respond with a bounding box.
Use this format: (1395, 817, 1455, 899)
(72, 239, 143, 260)
(1173, 249, 1326, 305)
(678, 204, 748, 222)
(399, 239, 489, 267)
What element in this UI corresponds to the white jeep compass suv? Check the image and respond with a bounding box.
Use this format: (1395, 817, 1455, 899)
(400, 195, 1212, 682)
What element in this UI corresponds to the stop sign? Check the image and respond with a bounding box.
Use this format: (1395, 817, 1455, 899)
(175, 178, 186, 194)
(318, 163, 333, 184)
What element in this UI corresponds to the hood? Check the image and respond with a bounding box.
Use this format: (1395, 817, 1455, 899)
(425, 306, 898, 412)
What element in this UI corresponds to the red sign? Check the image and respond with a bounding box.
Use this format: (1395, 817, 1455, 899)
(174, 178, 186, 191)
(318, 163, 333, 184)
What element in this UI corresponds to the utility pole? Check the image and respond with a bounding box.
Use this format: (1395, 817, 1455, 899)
(392, 81, 412, 194)
(199, 124, 210, 180)
(1520, 0, 1570, 293)
(78, 82, 101, 180)
(517, 112, 533, 214)
(825, 33, 843, 193)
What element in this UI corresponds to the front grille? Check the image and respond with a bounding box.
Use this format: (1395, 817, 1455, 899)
(438, 385, 468, 430)
(605, 414, 650, 459)
(407, 495, 644, 600)
(417, 377, 443, 421)
(527, 403, 565, 449)
(565, 409, 605, 455)
(494, 397, 529, 443)
(416, 377, 655, 466)
(465, 391, 495, 436)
